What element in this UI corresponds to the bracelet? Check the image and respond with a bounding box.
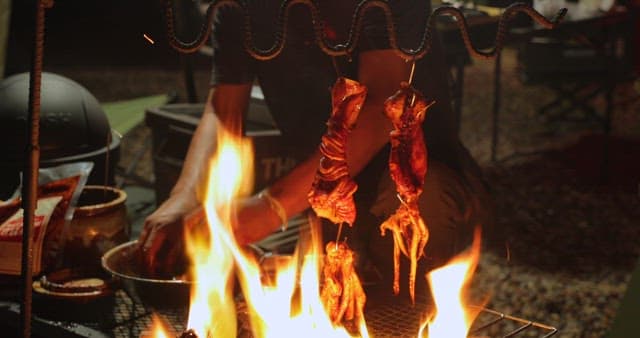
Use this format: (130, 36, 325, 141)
(258, 189, 288, 231)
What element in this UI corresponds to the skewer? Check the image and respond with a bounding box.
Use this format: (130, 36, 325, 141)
(331, 56, 342, 78)
(407, 59, 417, 106)
(396, 193, 419, 230)
(335, 222, 344, 250)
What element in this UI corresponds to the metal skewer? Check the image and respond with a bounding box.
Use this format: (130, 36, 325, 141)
(408, 59, 417, 106)
(335, 222, 344, 249)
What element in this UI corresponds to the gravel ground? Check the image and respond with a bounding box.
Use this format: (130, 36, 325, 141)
(459, 49, 640, 338)
(49, 46, 640, 338)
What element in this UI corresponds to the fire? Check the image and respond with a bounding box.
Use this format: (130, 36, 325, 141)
(183, 124, 254, 337)
(234, 225, 362, 338)
(421, 228, 483, 338)
(144, 314, 173, 338)
(150, 124, 486, 338)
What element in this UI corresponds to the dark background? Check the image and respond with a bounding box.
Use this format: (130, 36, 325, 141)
(5, 0, 209, 72)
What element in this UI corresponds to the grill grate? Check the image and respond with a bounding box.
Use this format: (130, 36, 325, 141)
(109, 290, 188, 337)
(469, 308, 558, 338)
(59, 289, 556, 337)
(364, 296, 557, 338)
(51, 289, 190, 337)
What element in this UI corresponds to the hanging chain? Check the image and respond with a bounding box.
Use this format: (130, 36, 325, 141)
(164, 0, 566, 61)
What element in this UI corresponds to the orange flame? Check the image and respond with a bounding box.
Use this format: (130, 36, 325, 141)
(231, 215, 367, 337)
(184, 125, 254, 337)
(149, 123, 488, 338)
(421, 227, 483, 338)
(180, 125, 366, 338)
(145, 314, 173, 338)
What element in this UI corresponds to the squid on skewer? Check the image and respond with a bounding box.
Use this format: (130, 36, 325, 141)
(320, 241, 366, 324)
(380, 81, 435, 303)
(308, 77, 368, 326)
(308, 77, 367, 226)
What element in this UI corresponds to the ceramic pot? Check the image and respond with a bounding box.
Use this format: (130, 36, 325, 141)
(64, 185, 131, 270)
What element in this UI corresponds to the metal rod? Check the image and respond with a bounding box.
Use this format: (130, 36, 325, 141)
(490, 50, 501, 163)
(408, 59, 417, 106)
(335, 222, 344, 248)
(164, 0, 566, 62)
(408, 59, 416, 85)
(21, 1, 53, 337)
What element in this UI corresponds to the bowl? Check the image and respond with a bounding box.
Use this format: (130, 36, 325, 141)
(101, 240, 193, 309)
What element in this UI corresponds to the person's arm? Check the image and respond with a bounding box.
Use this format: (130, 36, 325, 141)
(234, 50, 411, 244)
(139, 83, 252, 269)
(170, 83, 253, 205)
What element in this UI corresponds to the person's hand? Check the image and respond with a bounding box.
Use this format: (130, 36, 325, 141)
(232, 193, 284, 246)
(138, 189, 284, 275)
(137, 192, 200, 276)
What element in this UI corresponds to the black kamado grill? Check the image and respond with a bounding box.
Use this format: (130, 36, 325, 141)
(0, 72, 120, 199)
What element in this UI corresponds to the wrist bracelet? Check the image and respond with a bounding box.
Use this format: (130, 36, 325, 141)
(259, 189, 288, 231)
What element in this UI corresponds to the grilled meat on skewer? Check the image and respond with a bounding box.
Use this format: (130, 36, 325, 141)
(320, 241, 366, 324)
(308, 77, 367, 226)
(380, 81, 434, 303)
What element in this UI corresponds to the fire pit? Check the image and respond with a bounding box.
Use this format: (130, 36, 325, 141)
(134, 3, 568, 336)
(6, 1, 568, 337)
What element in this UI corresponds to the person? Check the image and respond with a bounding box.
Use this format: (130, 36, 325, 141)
(138, 0, 494, 299)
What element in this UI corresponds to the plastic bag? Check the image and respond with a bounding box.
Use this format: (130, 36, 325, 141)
(0, 162, 94, 274)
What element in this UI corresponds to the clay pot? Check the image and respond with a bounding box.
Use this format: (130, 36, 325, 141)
(64, 185, 131, 270)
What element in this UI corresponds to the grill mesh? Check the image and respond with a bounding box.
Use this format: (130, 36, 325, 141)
(38, 288, 555, 337)
(365, 298, 429, 337)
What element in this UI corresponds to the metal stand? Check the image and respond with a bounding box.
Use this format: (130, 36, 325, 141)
(164, 0, 566, 62)
(21, 1, 53, 337)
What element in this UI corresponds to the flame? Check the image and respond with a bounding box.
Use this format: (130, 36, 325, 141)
(422, 227, 483, 338)
(149, 121, 488, 338)
(184, 125, 254, 338)
(232, 215, 366, 338)
(146, 314, 172, 338)
(179, 124, 365, 338)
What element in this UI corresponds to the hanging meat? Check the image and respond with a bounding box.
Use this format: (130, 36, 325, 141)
(308, 77, 367, 226)
(320, 241, 366, 324)
(380, 81, 434, 303)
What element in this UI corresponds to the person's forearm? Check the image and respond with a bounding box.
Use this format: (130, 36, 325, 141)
(265, 149, 322, 219)
(170, 109, 219, 205)
(265, 50, 410, 224)
(171, 84, 252, 205)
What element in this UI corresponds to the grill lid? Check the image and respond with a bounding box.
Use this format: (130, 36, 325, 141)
(0, 72, 112, 161)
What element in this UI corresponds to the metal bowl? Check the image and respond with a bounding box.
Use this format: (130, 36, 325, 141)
(101, 240, 193, 309)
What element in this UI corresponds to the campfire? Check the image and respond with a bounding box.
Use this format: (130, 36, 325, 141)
(145, 125, 487, 338)
(135, 3, 569, 337)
